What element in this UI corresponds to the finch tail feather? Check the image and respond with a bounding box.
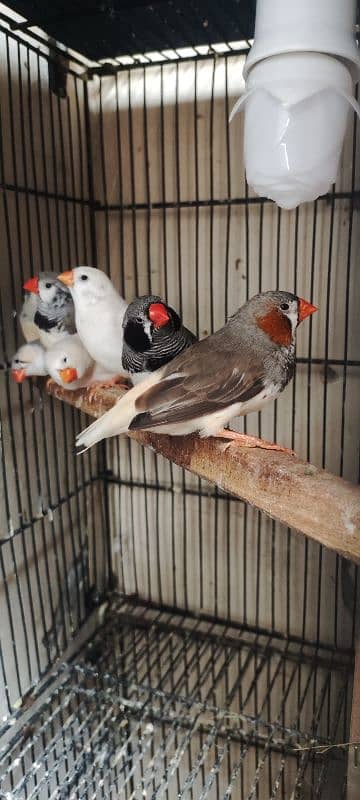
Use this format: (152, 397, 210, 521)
(75, 401, 134, 452)
(75, 371, 161, 453)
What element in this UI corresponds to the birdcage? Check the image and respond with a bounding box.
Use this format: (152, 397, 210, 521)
(0, 1, 359, 798)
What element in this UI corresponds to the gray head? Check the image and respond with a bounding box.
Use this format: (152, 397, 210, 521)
(232, 290, 317, 346)
(21, 273, 76, 339)
(23, 272, 69, 305)
(37, 272, 73, 310)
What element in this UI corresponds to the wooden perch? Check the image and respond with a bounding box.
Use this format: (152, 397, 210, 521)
(45, 381, 360, 564)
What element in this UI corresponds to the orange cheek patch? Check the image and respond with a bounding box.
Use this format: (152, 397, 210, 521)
(257, 309, 292, 346)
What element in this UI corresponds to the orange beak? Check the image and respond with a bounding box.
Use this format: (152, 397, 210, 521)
(11, 368, 27, 383)
(59, 367, 78, 384)
(23, 276, 39, 294)
(58, 270, 74, 287)
(148, 302, 170, 328)
(298, 298, 318, 322)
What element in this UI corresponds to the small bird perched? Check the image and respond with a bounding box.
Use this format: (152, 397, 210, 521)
(23, 272, 76, 349)
(122, 294, 196, 384)
(75, 290, 317, 454)
(11, 342, 47, 383)
(58, 267, 128, 377)
(45, 334, 119, 391)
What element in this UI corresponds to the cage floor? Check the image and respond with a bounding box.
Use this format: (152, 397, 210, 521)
(0, 598, 352, 800)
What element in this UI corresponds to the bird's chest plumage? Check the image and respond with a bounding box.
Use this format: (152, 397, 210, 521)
(39, 328, 69, 349)
(34, 311, 59, 333)
(123, 323, 193, 376)
(124, 344, 177, 377)
(76, 306, 125, 371)
(267, 343, 295, 390)
(35, 311, 70, 348)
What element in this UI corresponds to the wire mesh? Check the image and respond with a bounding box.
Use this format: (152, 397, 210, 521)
(95, 55, 360, 648)
(0, 21, 110, 712)
(0, 5, 359, 799)
(0, 598, 353, 799)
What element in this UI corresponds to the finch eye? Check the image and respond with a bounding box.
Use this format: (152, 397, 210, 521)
(81, 274, 88, 281)
(63, 357, 67, 364)
(280, 302, 289, 311)
(14, 358, 20, 364)
(45, 282, 52, 289)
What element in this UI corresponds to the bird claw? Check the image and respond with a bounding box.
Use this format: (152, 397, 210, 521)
(215, 429, 295, 455)
(111, 375, 131, 389)
(46, 377, 56, 391)
(87, 375, 130, 402)
(87, 385, 98, 403)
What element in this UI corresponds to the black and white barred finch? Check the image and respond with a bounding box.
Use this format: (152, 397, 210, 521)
(122, 294, 196, 384)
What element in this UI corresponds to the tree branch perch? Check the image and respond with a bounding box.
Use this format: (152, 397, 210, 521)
(45, 381, 360, 564)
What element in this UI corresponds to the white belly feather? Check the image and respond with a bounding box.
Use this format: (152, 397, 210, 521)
(145, 383, 280, 437)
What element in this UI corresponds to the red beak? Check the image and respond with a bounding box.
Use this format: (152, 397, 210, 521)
(148, 302, 170, 328)
(11, 368, 27, 383)
(23, 276, 39, 294)
(59, 367, 78, 384)
(298, 298, 318, 322)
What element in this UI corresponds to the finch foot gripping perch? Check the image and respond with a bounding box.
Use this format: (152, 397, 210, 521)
(215, 429, 295, 455)
(87, 375, 131, 402)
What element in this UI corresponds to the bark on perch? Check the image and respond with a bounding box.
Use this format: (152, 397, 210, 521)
(45, 380, 360, 564)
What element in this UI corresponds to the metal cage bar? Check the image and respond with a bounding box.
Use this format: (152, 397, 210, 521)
(0, 6, 358, 799)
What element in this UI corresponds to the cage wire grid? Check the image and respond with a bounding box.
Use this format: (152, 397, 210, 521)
(0, 598, 353, 799)
(0, 4, 359, 799)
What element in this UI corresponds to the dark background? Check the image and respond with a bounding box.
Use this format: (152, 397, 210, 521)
(5, 0, 256, 60)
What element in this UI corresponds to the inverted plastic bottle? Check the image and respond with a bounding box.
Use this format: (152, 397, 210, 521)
(231, 0, 360, 209)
